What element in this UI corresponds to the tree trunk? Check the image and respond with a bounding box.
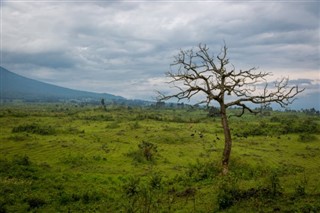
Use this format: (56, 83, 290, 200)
(220, 104, 232, 175)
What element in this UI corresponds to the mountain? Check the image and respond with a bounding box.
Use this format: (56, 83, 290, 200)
(0, 66, 125, 102)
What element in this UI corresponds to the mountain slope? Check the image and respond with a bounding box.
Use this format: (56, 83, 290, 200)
(0, 67, 125, 102)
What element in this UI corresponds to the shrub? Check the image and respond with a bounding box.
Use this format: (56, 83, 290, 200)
(81, 191, 101, 204)
(81, 114, 114, 121)
(12, 123, 55, 135)
(26, 197, 46, 210)
(59, 192, 72, 205)
(106, 121, 120, 129)
(122, 176, 141, 212)
(130, 121, 141, 130)
(128, 141, 158, 163)
(60, 154, 90, 168)
(0, 201, 6, 213)
(298, 133, 317, 142)
(138, 141, 158, 161)
(186, 160, 219, 181)
(270, 116, 280, 122)
(121, 174, 167, 213)
(233, 122, 268, 137)
(13, 155, 30, 166)
(149, 173, 163, 190)
(298, 118, 319, 133)
(123, 176, 141, 198)
(230, 158, 269, 180)
(0, 155, 39, 180)
(267, 171, 282, 197)
(216, 174, 240, 210)
(294, 175, 308, 197)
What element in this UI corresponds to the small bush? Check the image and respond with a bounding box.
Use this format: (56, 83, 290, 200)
(106, 121, 120, 129)
(82, 114, 114, 121)
(294, 175, 308, 197)
(66, 127, 84, 134)
(123, 176, 141, 198)
(268, 171, 282, 197)
(81, 191, 101, 204)
(12, 123, 55, 135)
(230, 159, 266, 180)
(59, 192, 72, 205)
(298, 133, 317, 142)
(13, 155, 30, 166)
(60, 154, 90, 168)
(298, 118, 319, 133)
(186, 160, 219, 181)
(138, 141, 157, 161)
(127, 141, 158, 163)
(26, 197, 46, 209)
(216, 174, 240, 210)
(130, 121, 141, 130)
(7, 134, 29, 141)
(0, 155, 39, 179)
(0, 201, 6, 213)
(149, 173, 163, 190)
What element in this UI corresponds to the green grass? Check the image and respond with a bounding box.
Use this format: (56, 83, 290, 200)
(0, 104, 319, 212)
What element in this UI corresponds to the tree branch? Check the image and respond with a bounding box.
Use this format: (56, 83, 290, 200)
(157, 43, 305, 115)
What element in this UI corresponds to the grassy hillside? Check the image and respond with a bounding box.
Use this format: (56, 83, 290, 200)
(0, 104, 319, 212)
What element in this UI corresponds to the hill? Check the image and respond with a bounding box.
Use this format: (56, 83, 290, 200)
(0, 67, 125, 102)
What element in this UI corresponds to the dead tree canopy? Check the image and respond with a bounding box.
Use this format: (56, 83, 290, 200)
(158, 43, 304, 115)
(158, 43, 304, 175)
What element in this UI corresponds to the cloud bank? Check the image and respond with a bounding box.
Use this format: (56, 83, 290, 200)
(1, 1, 319, 108)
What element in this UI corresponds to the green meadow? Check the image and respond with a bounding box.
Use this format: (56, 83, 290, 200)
(0, 104, 319, 212)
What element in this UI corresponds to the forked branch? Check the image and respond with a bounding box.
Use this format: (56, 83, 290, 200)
(158, 43, 304, 114)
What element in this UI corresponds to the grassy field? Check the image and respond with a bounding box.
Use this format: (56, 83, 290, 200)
(0, 103, 319, 212)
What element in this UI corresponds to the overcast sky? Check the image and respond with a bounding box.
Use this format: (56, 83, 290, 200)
(1, 0, 319, 109)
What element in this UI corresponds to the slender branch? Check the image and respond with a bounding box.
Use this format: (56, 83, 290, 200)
(157, 43, 304, 115)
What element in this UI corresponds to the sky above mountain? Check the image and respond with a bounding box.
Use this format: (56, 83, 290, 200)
(1, 0, 319, 109)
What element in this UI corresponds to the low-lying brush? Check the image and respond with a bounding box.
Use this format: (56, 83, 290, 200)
(12, 123, 56, 135)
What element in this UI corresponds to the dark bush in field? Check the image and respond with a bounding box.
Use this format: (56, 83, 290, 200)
(0, 155, 38, 179)
(230, 159, 268, 180)
(127, 141, 158, 163)
(216, 170, 285, 210)
(234, 115, 320, 137)
(298, 133, 317, 142)
(60, 154, 90, 168)
(138, 141, 158, 161)
(12, 155, 30, 166)
(12, 123, 56, 135)
(58, 190, 102, 205)
(149, 172, 163, 190)
(26, 197, 46, 210)
(121, 174, 170, 212)
(232, 121, 270, 137)
(129, 121, 141, 130)
(106, 121, 120, 129)
(276, 116, 319, 134)
(81, 114, 114, 121)
(123, 176, 141, 198)
(0, 200, 6, 213)
(186, 160, 220, 181)
(217, 174, 240, 210)
(267, 171, 283, 197)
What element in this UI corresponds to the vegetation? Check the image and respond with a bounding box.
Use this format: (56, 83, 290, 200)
(0, 103, 319, 212)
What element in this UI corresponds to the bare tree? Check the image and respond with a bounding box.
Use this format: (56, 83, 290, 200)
(101, 98, 106, 111)
(158, 43, 304, 174)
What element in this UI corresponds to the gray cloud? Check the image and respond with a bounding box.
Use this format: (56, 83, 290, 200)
(1, 1, 319, 108)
